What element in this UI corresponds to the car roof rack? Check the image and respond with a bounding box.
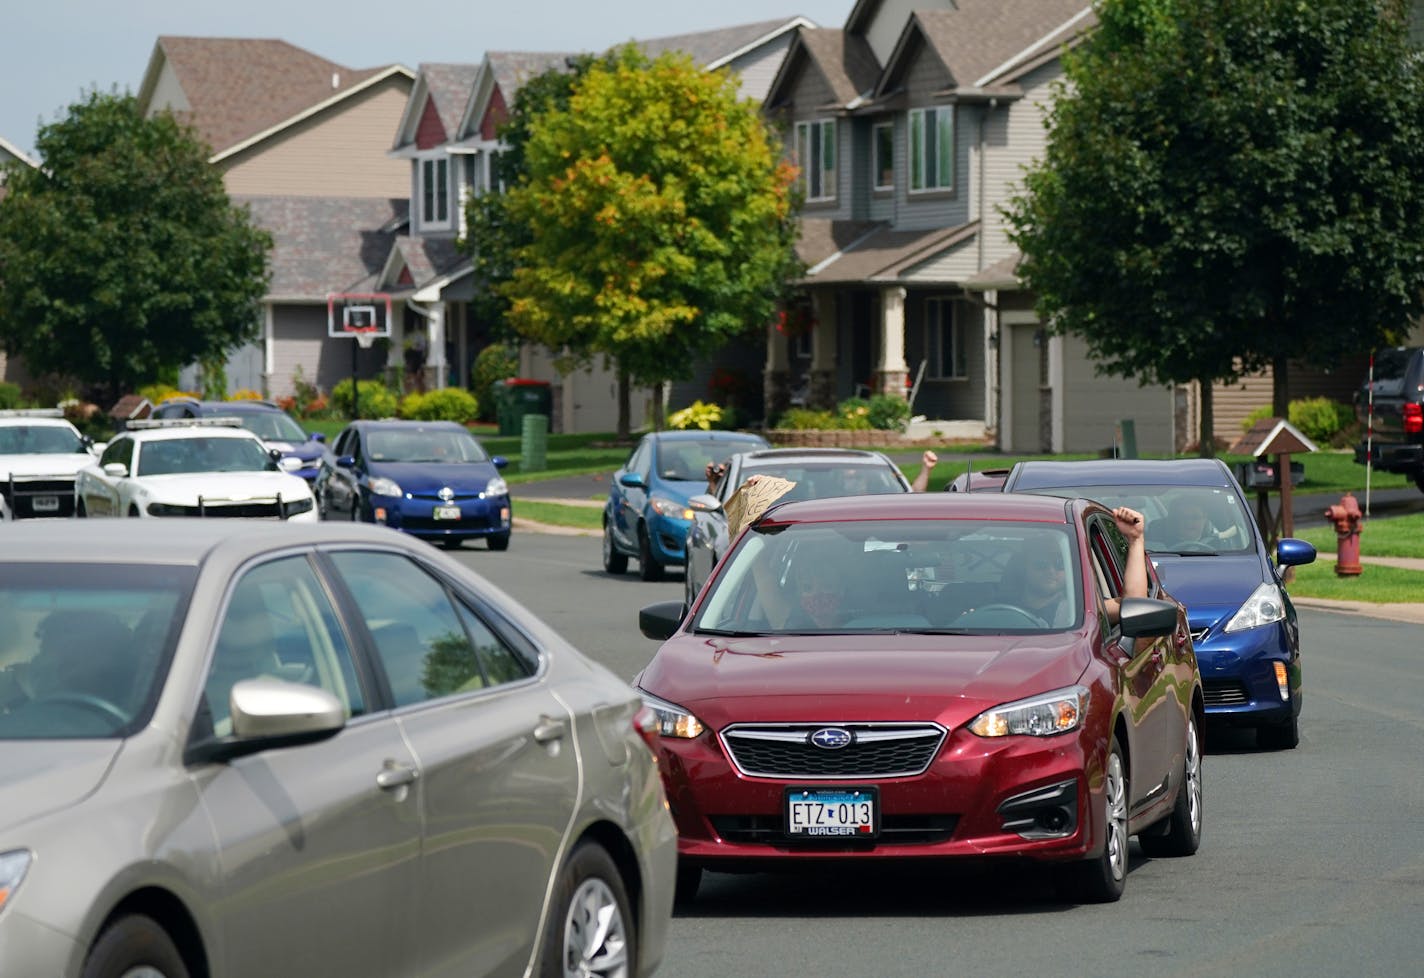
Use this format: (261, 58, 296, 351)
(0, 408, 65, 418)
(127, 417, 247, 430)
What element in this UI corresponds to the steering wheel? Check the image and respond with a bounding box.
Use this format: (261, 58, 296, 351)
(29, 691, 128, 724)
(1170, 540, 1215, 553)
(956, 603, 1051, 628)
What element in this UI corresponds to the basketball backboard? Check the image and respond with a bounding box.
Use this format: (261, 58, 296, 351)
(327, 293, 393, 340)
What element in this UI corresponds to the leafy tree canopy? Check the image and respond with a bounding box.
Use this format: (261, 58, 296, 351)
(499, 46, 801, 389)
(0, 90, 271, 404)
(1005, 0, 1424, 427)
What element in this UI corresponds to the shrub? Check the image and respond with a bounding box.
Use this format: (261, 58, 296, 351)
(330, 378, 399, 419)
(139, 384, 197, 405)
(399, 387, 481, 423)
(835, 398, 875, 430)
(229, 388, 264, 401)
(471, 344, 520, 423)
(0, 381, 22, 409)
(667, 400, 724, 431)
(867, 393, 912, 431)
(775, 407, 839, 430)
(1242, 398, 1354, 444)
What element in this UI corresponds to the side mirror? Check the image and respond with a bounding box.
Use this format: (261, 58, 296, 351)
(336, 455, 357, 469)
(188, 678, 346, 764)
(308, 432, 326, 443)
(687, 493, 721, 513)
(639, 600, 687, 641)
(278, 456, 303, 473)
(103, 462, 128, 478)
(491, 455, 509, 469)
(619, 472, 648, 489)
(1276, 538, 1317, 567)
(1118, 597, 1181, 638)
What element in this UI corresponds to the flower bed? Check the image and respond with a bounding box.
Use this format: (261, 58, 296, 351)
(767, 429, 909, 447)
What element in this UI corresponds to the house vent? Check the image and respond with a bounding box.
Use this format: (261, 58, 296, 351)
(331, 72, 340, 89)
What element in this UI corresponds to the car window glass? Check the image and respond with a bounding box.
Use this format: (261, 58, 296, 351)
(334, 429, 356, 457)
(203, 556, 364, 739)
(327, 551, 489, 706)
(628, 440, 651, 478)
(453, 602, 534, 686)
(0, 562, 194, 740)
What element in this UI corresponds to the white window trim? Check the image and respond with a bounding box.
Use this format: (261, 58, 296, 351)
(908, 106, 955, 195)
(794, 118, 837, 203)
(872, 121, 894, 192)
(418, 153, 452, 231)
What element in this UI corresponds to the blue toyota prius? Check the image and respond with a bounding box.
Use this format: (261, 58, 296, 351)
(316, 419, 511, 550)
(1000, 458, 1316, 750)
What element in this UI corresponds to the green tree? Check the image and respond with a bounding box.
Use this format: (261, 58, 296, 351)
(0, 90, 271, 405)
(500, 46, 801, 434)
(1005, 0, 1424, 454)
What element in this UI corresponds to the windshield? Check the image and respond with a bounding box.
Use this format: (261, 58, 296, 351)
(0, 424, 84, 455)
(366, 428, 488, 463)
(737, 460, 906, 500)
(137, 436, 273, 476)
(0, 563, 195, 738)
(1021, 483, 1254, 556)
(695, 519, 1081, 635)
(656, 437, 765, 482)
(234, 410, 307, 442)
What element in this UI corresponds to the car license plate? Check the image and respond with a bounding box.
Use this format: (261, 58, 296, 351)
(32, 495, 59, 512)
(785, 787, 878, 837)
(433, 505, 461, 520)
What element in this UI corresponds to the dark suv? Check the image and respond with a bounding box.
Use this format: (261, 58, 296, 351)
(1354, 346, 1424, 493)
(149, 399, 328, 483)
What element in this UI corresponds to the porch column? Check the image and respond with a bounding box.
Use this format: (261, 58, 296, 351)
(875, 285, 910, 398)
(764, 314, 791, 423)
(425, 303, 447, 390)
(809, 291, 837, 408)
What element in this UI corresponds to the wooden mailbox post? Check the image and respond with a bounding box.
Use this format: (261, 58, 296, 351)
(1227, 418, 1318, 552)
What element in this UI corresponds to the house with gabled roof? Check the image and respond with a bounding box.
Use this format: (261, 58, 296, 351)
(136, 37, 415, 398)
(762, 0, 1198, 454)
(382, 17, 814, 433)
(0, 135, 36, 178)
(0, 136, 41, 385)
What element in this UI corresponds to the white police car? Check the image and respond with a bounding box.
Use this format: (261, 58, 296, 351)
(0, 409, 99, 520)
(74, 417, 317, 521)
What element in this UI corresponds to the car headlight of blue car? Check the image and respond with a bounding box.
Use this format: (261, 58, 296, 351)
(648, 495, 692, 520)
(481, 476, 509, 499)
(1223, 582, 1287, 633)
(369, 476, 402, 498)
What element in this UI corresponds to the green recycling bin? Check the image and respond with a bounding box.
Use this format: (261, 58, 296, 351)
(521, 414, 548, 472)
(493, 378, 553, 437)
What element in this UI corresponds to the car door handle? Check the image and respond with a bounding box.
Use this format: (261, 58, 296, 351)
(375, 762, 419, 790)
(533, 716, 566, 744)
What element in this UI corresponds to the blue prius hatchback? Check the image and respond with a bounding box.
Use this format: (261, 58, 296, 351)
(316, 419, 512, 550)
(1001, 458, 1316, 749)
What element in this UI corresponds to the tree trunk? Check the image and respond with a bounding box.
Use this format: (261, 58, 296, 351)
(1198, 381, 1215, 458)
(1272, 353, 1290, 419)
(651, 382, 665, 431)
(617, 368, 631, 440)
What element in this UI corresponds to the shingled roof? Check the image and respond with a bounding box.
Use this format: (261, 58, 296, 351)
(237, 195, 409, 299)
(417, 64, 483, 140)
(139, 37, 400, 154)
(637, 17, 807, 68)
(798, 219, 979, 283)
(794, 28, 882, 109)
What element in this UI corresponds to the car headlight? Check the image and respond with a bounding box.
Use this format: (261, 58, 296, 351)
(640, 691, 706, 739)
(282, 497, 315, 518)
(648, 495, 693, 520)
(1224, 582, 1287, 632)
(969, 685, 1089, 738)
(369, 476, 403, 497)
(481, 476, 508, 498)
(0, 849, 32, 913)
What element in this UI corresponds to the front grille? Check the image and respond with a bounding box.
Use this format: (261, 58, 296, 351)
(1203, 681, 1250, 707)
(722, 723, 946, 779)
(709, 813, 958, 847)
(3, 477, 78, 518)
(152, 501, 285, 518)
(402, 512, 499, 532)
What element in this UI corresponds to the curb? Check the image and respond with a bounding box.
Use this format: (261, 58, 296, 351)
(1291, 597, 1424, 625)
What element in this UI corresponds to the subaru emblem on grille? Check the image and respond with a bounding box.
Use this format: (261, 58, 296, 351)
(438, 486, 454, 501)
(810, 728, 853, 750)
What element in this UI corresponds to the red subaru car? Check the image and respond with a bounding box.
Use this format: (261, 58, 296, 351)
(636, 493, 1203, 904)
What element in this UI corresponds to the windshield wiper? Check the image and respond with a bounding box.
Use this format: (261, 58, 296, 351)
(695, 627, 770, 637)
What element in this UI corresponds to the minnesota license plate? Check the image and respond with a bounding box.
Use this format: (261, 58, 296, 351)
(32, 495, 59, 512)
(433, 505, 461, 520)
(785, 787, 878, 837)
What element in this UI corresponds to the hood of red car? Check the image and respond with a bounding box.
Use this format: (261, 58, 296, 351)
(639, 632, 1092, 729)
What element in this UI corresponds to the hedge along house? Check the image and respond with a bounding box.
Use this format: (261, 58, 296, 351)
(135, 37, 415, 400)
(385, 19, 815, 434)
(764, 0, 1191, 454)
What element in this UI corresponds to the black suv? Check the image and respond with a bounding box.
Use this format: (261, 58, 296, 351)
(1354, 346, 1424, 493)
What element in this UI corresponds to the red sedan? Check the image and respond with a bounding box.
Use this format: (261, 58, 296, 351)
(636, 492, 1203, 904)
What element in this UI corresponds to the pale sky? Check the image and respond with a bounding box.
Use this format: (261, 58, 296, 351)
(1, 0, 856, 162)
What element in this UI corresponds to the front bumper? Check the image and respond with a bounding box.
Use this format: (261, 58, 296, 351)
(1354, 441, 1423, 473)
(657, 726, 1106, 868)
(1194, 622, 1299, 726)
(370, 492, 512, 540)
(646, 514, 691, 565)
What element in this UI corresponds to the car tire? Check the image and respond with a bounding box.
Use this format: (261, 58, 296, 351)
(76, 498, 88, 518)
(1139, 714, 1203, 858)
(1057, 736, 1128, 903)
(638, 524, 665, 582)
(81, 914, 189, 978)
(487, 533, 510, 552)
(603, 522, 629, 575)
(538, 842, 635, 978)
(1256, 713, 1300, 750)
(439, 538, 463, 550)
(128, 505, 141, 518)
(675, 861, 703, 907)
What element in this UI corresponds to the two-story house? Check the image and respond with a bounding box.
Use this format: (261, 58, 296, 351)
(0, 135, 40, 385)
(764, 0, 1197, 453)
(383, 18, 814, 433)
(136, 37, 415, 399)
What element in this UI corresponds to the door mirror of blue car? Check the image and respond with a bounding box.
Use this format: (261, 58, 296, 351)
(619, 472, 647, 489)
(491, 456, 508, 469)
(1276, 538, 1317, 567)
(308, 432, 326, 443)
(336, 455, 357, 469)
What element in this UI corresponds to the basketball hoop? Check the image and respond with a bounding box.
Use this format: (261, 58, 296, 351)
(354, 330, 377, 349)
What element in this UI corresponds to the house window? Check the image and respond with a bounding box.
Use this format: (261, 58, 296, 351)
(873, 122, 894, 191)
(925, 298, 967, 379)
(794, 119, 836, 202)
(421, 157, 450, 226)
(908, 107, 954, 193)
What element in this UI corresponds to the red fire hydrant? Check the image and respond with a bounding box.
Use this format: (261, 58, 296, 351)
(1323, 492, 1363, 577)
